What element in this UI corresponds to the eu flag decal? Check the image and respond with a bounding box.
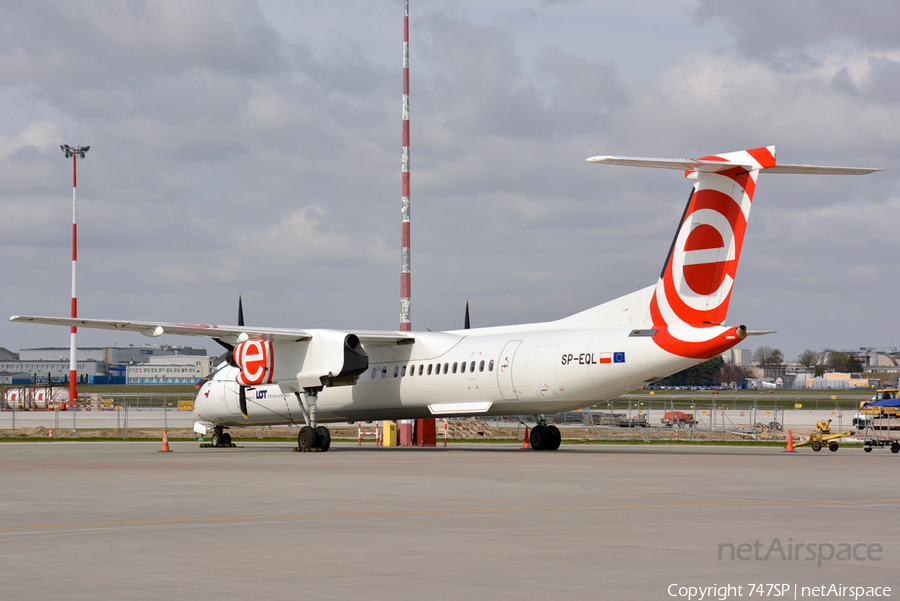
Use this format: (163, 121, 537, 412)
(613, 352, 625, 363)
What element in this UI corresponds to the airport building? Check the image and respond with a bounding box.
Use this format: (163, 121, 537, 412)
(0, 359, 106, 383)
(126, 355, 216, 385)
(720, 348, 751, 366)
(20, 344, 206, 365)
(0, 371, 31, 385)
(0, 345, 209, 384)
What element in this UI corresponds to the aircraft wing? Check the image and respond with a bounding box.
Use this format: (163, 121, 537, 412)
(9, 315, 415, 346)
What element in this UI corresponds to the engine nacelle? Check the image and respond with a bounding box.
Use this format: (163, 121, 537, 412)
(233, 330, 369, 390)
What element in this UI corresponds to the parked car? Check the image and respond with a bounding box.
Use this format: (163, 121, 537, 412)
(661, 411, 695, 427)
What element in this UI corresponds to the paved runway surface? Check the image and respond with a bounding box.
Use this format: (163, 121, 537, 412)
(1, 442, 898, 600)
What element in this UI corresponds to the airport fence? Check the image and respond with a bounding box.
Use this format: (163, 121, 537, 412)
(571, 395, 851, 441)
(0, 392, 864, 442)
(0, 404, 195, 438)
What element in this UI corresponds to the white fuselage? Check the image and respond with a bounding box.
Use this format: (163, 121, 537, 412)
(192, 323, 697, 427)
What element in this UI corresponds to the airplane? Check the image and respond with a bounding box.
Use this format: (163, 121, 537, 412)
(11, 146, 879, 451)
(746, 377, 779, 390)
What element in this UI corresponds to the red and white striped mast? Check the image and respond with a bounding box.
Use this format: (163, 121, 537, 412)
(60, 144, 89, 408)
(400, 0, 412, 331)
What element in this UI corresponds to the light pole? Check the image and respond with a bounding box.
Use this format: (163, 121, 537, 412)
(60, 144, 89, 409)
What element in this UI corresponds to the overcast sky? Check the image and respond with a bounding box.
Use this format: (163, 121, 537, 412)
(0, 0, 897, 361)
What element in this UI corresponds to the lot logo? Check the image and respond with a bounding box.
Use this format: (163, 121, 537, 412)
(234, 339, 274, 386)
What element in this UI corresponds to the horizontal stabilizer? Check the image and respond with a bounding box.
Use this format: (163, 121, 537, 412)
(746, 330, 776, 336)
(761, 164, 880, 175)
(586, 155, 760, 173)
(587, 150, 880, 175)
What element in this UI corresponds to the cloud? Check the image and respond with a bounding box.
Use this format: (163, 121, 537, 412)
(0, 0, 284, 86)
(0, 1, 895, 361)
(693, 0, 900, 64)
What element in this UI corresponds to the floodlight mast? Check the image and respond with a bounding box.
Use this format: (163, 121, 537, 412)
(60, 144, 89, 409)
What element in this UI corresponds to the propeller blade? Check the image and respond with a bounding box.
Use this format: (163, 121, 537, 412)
(239, 386, 249, 419)
(464, 300, 470, 330)
(213, 338, 234, 353)
(238, 294, 245, 327)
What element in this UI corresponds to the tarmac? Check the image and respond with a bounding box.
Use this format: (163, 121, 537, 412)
(1, 441, 898, 600)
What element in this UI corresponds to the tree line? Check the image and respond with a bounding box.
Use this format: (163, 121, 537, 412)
(654, 346, 866, 388)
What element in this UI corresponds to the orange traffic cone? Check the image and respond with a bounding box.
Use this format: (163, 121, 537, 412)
(159, 428, 172, 452)
(48, 428, 53, 439)
(522, 427, 531, 449)
(784, 430, 795, 453)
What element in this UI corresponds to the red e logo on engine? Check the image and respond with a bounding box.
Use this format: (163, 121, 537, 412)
(234, 339, 274, 386)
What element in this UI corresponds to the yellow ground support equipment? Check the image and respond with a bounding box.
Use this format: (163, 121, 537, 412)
(793, 420, 853, 452)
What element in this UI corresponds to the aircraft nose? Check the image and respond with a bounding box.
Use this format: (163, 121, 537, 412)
(192, 383, 213, 419)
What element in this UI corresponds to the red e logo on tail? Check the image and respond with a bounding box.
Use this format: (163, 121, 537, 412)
(234, 339, 274, 385)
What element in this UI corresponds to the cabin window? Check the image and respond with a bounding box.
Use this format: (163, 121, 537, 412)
(371, 367, 377, 379)
(470, 361, 476, 372)
(488, 360, 494, 371)
(393, 366, 399, 378)
(443, 362, 449, 374)
(479, 360, 485, 372)
(409, 365, 415, 376)
(460, 361, 466, 373)
(452, 362, 458, 373)
(401, 366, 407, 377)
(381, 367, 387, 378)
(418, 365, 424, 376)
(427, 364, 433, 375)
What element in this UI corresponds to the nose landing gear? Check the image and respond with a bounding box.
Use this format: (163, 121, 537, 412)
(206, 427, 235, 448)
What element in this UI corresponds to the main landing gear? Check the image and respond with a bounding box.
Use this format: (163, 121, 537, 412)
(528, 416, 561, 451)
(297, 425, 331, 452)
(294, 387, 332, 452)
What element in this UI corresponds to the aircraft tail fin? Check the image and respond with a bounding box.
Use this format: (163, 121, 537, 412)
(586, 146, 878, 358)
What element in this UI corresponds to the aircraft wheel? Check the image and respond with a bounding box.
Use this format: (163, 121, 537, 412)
(864, 444, 873, 453)
(828, 441, 839, 452)
(222, 432, 232, 446)
(316, 426, 331, 452)
(545, 425, 561, 451)
(529, 425, 548, 451)
(298, 426, 319, 450)
(211, 431, 222, 447)
(892, 442, 900, 454)
(811, 440, 822, 452)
